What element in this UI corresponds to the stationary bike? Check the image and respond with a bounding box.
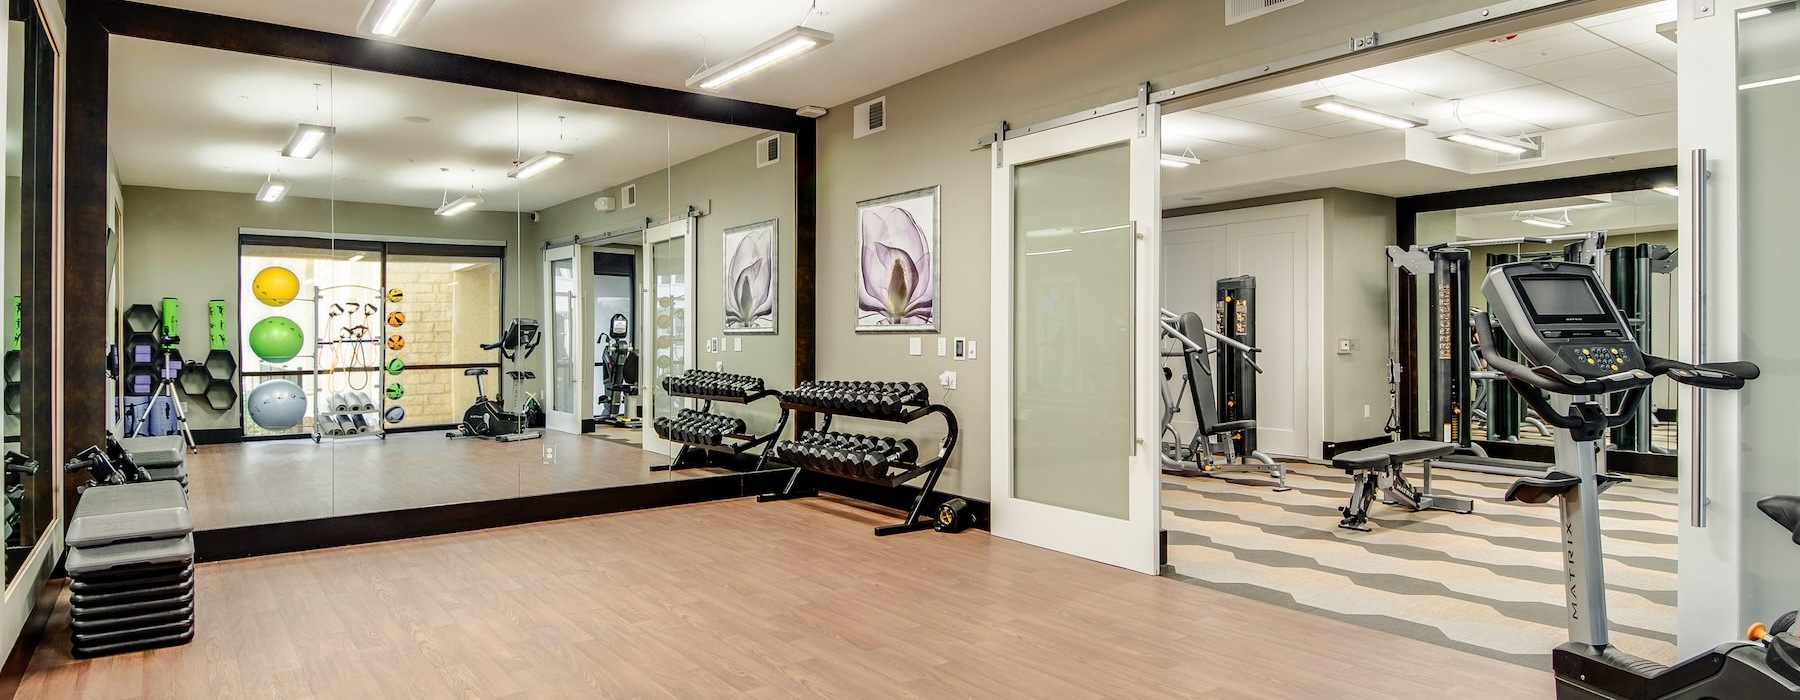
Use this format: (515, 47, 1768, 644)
(1473, 259, 1798, 699)
(449, 318, 544, 442)
(597, 313, 640, 428)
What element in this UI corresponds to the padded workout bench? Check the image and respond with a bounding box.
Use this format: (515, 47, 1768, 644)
(1332, 439, 1467, 531)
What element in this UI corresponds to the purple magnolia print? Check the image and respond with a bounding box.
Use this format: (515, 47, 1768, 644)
(856, 188, 938, 331)
(722, 221, 777, 334)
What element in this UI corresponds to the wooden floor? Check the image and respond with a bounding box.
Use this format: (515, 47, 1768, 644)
(18, 497, 1550, 699)
(187, 430, 724, 530)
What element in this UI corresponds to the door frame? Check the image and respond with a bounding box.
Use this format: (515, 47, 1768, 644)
(541, 244, 587, 434)
(640, 218, 696, 456)
(590, 244, 638, 419)
(1162, 199, 1326, 462)
(989, 108, 1164, 574)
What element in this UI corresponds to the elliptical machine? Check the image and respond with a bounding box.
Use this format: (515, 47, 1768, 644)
(1473, 259, 1798, 699)
(449, 318, 544, 442)
(597, 313, 640, 428)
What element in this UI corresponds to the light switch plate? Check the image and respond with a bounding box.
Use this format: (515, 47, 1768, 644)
(937, 338, 948, 357)
(967, 340, 977, 360)
(733, 338, 742, 352)
(909, 337, 923, 356)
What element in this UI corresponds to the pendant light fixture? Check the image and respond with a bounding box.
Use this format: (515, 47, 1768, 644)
(436, 168, 482, 217)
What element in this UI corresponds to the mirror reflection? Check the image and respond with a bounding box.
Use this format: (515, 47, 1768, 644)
(105, 37, 797, 530)
(4, 0, 51, 582)
(1411, 188, 1679, 456)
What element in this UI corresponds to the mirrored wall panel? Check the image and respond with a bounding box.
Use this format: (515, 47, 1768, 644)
(106, 36, 798, 530)
(4, 0, 54, 583)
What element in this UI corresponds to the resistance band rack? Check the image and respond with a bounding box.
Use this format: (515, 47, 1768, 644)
(310, 284, 388, 443)
(651, 372, 789, 473)
(760, 381, 959, 536)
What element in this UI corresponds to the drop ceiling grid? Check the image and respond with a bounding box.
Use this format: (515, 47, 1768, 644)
(1164, 1, 1676, 159)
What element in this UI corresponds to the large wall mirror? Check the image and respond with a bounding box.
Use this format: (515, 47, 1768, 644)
(1402, 169, 1679, 473)
(99, 30, 800, 534)
(6, 0, 54, 583)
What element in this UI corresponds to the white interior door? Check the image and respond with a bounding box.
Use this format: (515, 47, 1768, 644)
(991, 108, 1163, 574)
(1675, 0, 1797, 656)
(640, 219, 694, 456)
(542, 244, 586, 434)
(1162, 202, 1320, 459)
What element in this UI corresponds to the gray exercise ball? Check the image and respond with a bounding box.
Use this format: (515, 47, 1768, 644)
(247, 379, 308, 430)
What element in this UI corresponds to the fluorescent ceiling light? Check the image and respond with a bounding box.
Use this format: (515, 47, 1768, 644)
(1740, 7, 1773, 18)
(348, 253, 366, 262)
(507, 151, 572, 180)
(1654, 186, 1679, 197)
(1026, 248, 1073, 257)
(1079, 224, 1132, 235)
(1516, 213, 1571, 229)
(255, 179, 289, 203)
(282, 124, 336, 159)
(1740, 73, 1800, 91)
(435, 194, 482, 217)
(1301, 96, 1426, 130)
(687, 26, 834, 91)
(1160, 154, 1203, 168)
(1439, 128, 1534, 155)
(359, 0, 436, 38)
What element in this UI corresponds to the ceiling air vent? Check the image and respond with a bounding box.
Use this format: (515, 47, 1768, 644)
(854, 97, 886, 139)
(756, 135, 781, 168)
(621, 183, 638, 209)
(1226, 0, 1304, 25)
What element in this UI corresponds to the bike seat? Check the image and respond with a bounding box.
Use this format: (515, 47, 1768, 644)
(464, 368, 489, 377)
(1759, 496, 1800, 545)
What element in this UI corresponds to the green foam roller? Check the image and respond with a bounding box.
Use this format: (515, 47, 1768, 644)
(159, 297, 180, 340)
(208, 300, 228, 351)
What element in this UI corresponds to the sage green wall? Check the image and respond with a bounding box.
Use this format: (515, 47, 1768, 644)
(813, 0, 1503, 499)
(531, 133, 796, 432)
(119, 185, 527, 430)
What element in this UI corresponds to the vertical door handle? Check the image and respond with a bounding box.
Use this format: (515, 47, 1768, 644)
(1690, 147, 1708, 528)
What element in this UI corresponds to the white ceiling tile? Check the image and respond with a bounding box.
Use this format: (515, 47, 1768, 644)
(1472, 30, 1617, 70)
(1323, 76, 1422, 104)
(1164, 134, 1260, 161)
(1514, 47, 1653, 83)
(1304, 120, 1384, 139)
(1458, 22, 1584, 55)
(1624, 38, 1678, 66)
(1259, 107, 1346, 132)
(1211, 98, 1307, 123)
(1575, 2, 1676, 28)
(1587, 83, 1677, 115)
(1557, 64, 1674, 96)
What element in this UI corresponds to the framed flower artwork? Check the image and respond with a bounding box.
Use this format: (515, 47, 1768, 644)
(855, 186, 939, 333)
(722, 220, 777, 335)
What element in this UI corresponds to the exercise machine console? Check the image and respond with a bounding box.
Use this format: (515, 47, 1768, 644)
(1473, 260, 1792, 699)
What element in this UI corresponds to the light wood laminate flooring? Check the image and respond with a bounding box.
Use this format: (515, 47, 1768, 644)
(18, 496, 1549, 698)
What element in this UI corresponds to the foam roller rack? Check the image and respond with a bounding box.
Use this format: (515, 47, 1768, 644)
(63, 480, 196, 658)
(651, 370, 788, 472)
(760, 380, 959, 536)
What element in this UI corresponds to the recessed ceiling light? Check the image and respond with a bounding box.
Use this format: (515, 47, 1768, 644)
(1439, 128, 1534, 155)
(507, 151, 572, 180)
(436, 194, 482, 217)
(282, 123, 336, 159)
(359, 0, 436, 38)
(1301, 96, 1427, 130)
(687, 26, 834, 91)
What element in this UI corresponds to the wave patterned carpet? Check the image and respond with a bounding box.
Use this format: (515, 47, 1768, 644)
(1161, 463, 1676, 670)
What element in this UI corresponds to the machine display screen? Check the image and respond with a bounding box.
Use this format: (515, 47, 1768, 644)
(1517, 276, 1609, 321)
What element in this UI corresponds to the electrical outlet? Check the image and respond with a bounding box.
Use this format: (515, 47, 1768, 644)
(1337, 338, 1355, 355)
(937, 338, 948, 357)
(909, 337, 923, 356)
(543, 447, 555, 462)
(715, 361, 724, 371)
(1363, 404, 1371, 419)
(938, 370, 957, 390)
(733, 338, 742, 352)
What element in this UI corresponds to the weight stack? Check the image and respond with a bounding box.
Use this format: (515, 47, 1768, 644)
(64, 481, 197, 658)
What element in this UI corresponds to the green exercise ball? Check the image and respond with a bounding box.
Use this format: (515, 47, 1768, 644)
(386, 357, 404, 375)
(248, 316, 304, 364)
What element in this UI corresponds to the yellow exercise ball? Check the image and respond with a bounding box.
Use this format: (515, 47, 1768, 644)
(252, 267, 300, 307)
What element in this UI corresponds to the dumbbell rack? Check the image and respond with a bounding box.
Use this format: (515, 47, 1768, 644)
(651, 387, 790, 473)
(759, 385, 959, 536)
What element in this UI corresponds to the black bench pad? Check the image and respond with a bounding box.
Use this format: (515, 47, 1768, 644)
(1332, 440, 1455, 471)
